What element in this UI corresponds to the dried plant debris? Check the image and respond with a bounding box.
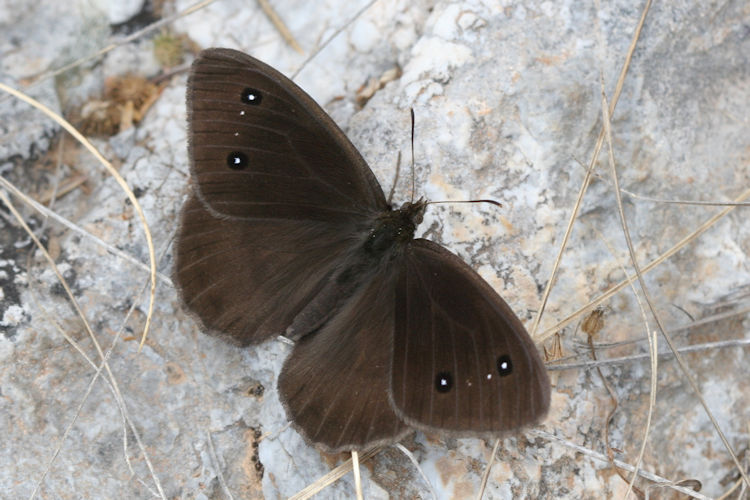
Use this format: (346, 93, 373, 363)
(581, 307, 607, 337)
(153, 30, 195, 69)
(72, 74, 161, 137)
(355, 65, 402, 108)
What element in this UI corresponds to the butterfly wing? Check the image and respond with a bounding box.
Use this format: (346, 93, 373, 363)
(277, 266, 410, 453)
(390, 239, 550, 435)
(176, 48, 387, 343)
(187, 48, 388, 221)
(175, 195, 366, 344)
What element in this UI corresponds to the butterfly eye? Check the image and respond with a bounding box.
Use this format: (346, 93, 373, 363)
(435, 372, 453, 393)
(496, 355, 513, 376)
(241, 87, 263, 105)
(227, 152, 248, 169)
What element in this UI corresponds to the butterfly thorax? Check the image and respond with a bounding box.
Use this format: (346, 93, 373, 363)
(363, 199, 427, 256)
(282, 200, 425, 341)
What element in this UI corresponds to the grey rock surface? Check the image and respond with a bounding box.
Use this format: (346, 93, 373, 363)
(1, 0, 748, 498)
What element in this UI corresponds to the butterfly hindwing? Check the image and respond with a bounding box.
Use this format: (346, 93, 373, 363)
(175, 194, 363, 344)
(277, 265, 410, 452)
(390, 239, 550, 434)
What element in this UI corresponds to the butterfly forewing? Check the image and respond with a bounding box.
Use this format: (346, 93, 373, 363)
(188, 48, 388, 222)
(390, 239, 550, 434)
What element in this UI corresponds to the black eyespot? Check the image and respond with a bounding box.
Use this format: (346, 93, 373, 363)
(227, 152, 248, 169)
(435, 372, 453, 393)
(241, 87, 262, 105)
(497, 355, 513, 376)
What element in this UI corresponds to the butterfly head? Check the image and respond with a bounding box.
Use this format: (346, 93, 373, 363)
(398, 198, 427, 228)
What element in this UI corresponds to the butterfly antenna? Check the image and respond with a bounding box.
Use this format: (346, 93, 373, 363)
(410, 108, 416, 203)
(410, 109, 502, 210)
(387, 151, 401, 206)
(428, 199, 503, 208)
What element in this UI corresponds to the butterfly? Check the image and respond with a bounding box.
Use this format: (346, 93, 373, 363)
(174, 48, 550, 453)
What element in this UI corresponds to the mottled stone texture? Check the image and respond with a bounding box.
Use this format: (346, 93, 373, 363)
(1, 0, 748, 498)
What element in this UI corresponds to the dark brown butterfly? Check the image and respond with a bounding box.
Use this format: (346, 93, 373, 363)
(175, 48, 550, 453)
